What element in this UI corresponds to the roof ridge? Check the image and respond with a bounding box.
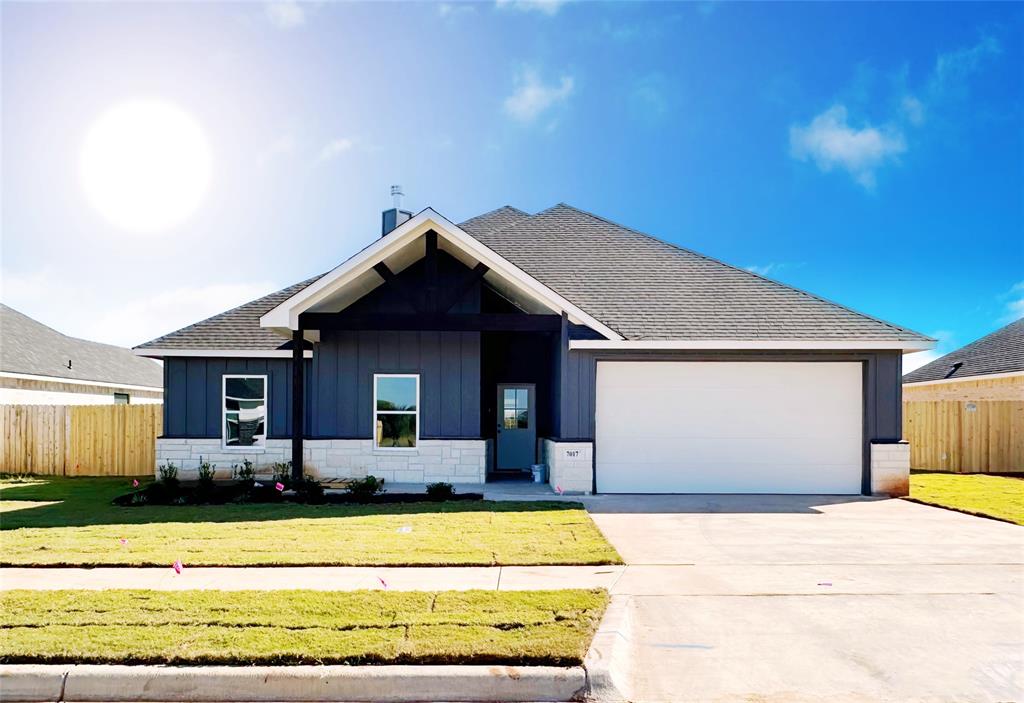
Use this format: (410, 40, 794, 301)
(549, 203, 932, 342)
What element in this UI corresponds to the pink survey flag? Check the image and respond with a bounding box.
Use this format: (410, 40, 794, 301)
(132, 479, 139, 488)
(377, 576, 388, 590)
(172, 559, 183, 574)
(119, 538, 128, 546)
(275, 482, 285, 492)
(555, 484, 564, 495)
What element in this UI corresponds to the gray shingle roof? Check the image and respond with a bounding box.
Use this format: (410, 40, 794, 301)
(1, 304, 163, 388)
(136, 203, 930, 353)
(136, 275, 325, 351)
(468, 204, 929, 342)
(903, 319, 1024, 383)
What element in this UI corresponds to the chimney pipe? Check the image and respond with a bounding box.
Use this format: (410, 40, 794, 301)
(381, 185, 412, 237)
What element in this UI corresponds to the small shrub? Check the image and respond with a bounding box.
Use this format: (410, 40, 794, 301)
(232, 458, 255, 483)
(344, 475, 386, 502)
(157, 462, 179, 489)
(196, 458, 216, 486)
(425, 481, 455, 500)
(292, 475, 325, 504)
(271, 461, 292, 489)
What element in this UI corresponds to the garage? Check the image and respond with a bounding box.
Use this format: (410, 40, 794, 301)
(595, 361, 864, 494)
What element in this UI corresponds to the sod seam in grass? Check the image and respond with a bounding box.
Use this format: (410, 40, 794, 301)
(0, 589, 609, 667)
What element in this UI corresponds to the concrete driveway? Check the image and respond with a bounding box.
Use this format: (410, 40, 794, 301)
(583, 495, 1024, 703)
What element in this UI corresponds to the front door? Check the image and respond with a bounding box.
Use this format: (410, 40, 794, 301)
(496, 384, 536, 470)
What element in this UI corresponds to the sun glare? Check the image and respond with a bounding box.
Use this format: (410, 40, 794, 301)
(80, 99, 211, 233)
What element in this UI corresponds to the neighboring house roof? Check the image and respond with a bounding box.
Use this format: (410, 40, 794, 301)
(903, 319, 1024, 384)
(136, 203, 931, 353)
(1, 304, 163, 388)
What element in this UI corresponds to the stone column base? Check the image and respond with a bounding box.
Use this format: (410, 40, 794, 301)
(156, 438, 487, 484)
(871, 441, 910, 497)
(542, 439, 594, 494)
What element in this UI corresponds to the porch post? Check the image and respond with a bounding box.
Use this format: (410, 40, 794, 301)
(291, 328, 304, 481)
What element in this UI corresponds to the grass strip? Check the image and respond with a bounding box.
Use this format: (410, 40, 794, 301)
(0, 589, 608, 666)
(0, 477, 621, 566)
(908, 471, 1024, 526)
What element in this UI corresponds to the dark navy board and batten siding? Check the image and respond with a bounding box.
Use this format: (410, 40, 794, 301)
(162, 251, 484, 441)
(163, 357, 313, 438)
(310, 330, 480, 438)
(162, 333, 482, 440)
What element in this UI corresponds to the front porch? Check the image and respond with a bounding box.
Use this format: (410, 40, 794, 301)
(274, 225, 598, 492)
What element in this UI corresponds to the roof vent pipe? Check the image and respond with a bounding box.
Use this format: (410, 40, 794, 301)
(381, 185, 412, 237)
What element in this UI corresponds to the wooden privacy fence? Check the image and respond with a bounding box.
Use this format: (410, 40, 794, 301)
(903, 400, 1024, 473)
(0, 404, 162, 476)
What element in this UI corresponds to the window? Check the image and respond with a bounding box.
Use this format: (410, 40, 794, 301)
(374, 374, 418, 449)
(113, 393, 130, 405)
(503, 388, 529, 429)
(223, 375, 267, 448)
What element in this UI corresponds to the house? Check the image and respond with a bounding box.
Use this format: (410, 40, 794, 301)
(1, 304, 163, 405)
(903, 319, 1024, 401)
(134, 198, 933, 496)
(902, 319, 1023, 473)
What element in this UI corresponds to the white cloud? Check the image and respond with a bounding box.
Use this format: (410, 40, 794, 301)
(631, 74, 670, 123)
(503, 68, 574, 123)
(903, 329, 956, 375)
(2, 268, 277, 348)
(999, 281, 1024, 324)
(257, 134, 296, 167)
(746, 262, 789, 277)
(495, 0, 566, 16)
(438, 2, 476, 19)
(900, 95, 925, 126)
(789, 105, 906, 189)
(264, 1, 306, 29)
(929, 36, 1001, 96)
(316, 137, 354, 163)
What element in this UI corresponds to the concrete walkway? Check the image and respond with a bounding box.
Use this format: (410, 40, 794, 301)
(0, 565, 624, 592)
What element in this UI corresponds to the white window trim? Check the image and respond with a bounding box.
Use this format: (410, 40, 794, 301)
(373, 373, 420, 451)
(222, 374, 269, 452)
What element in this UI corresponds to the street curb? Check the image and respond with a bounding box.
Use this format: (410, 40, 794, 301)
(0, 664, 586, 702)
(583, 595, 634, 702)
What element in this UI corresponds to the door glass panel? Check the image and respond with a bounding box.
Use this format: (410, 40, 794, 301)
(503, 389, 516, 409)
(503, 409, 517, 429)
(517, 409, 529, 429)
(516, 388, 528, 408)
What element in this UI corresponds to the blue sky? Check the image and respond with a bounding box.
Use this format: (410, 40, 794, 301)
(2, 1, 1021, 372)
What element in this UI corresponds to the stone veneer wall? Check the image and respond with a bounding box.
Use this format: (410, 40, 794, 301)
(156, 438, 486, 484)
(870, 441, 910, 497)
(542, 439, 594, 494)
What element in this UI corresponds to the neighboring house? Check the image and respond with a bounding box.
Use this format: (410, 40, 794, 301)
(135, 200, 933, 496)
(902, 319, 1022, 473)
(0, 304, 163, 405)
(903, 319, 1024, 401)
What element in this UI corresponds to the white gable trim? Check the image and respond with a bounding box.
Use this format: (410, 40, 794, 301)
(569, 339, 935, 352)
(259, 208, 623, 340)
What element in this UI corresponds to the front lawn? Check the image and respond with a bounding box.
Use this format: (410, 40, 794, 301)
(0, 477, 620, 566)
(0, 588, 608, 666)
(909, 471, 1024, 525)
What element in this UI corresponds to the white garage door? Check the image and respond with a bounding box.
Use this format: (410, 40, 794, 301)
(595, 361, 863, 494)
